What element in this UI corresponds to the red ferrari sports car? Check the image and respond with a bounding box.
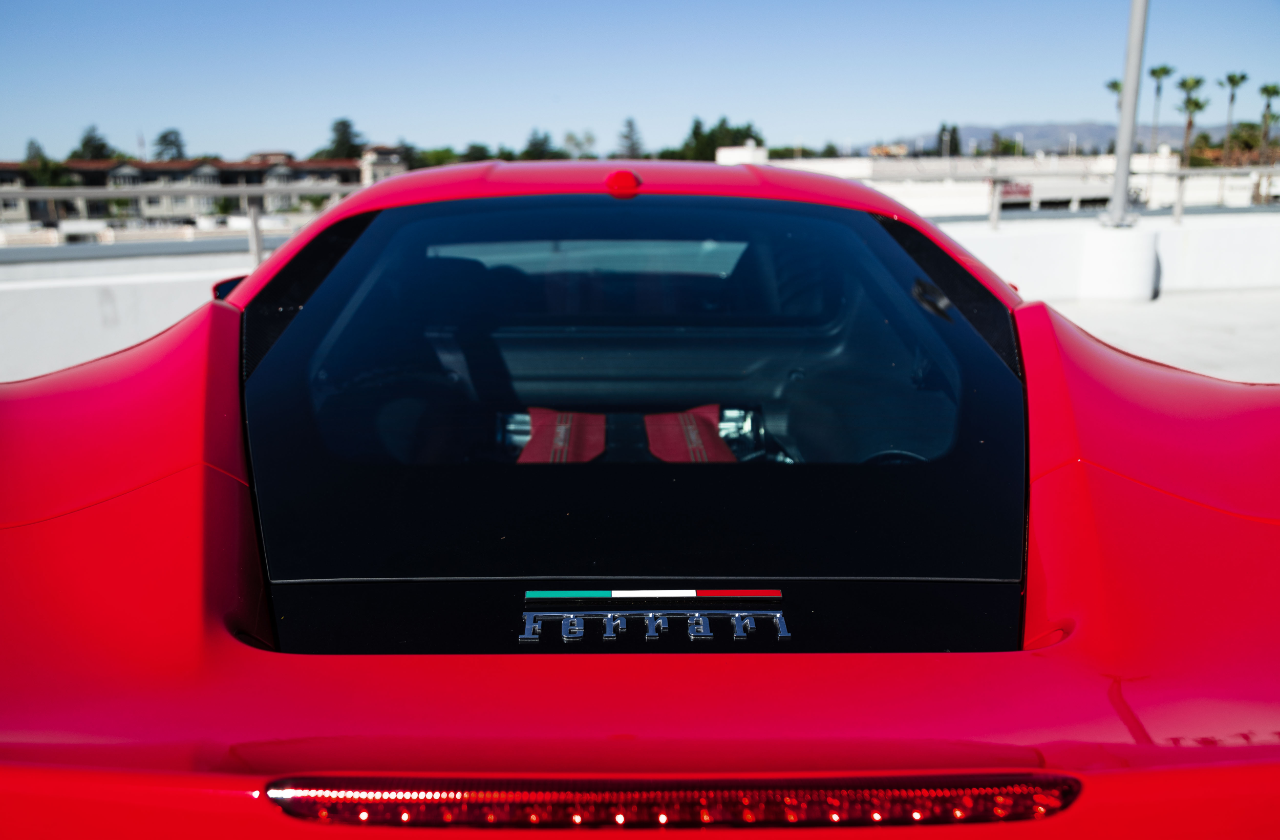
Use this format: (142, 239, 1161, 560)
(2, 161, 1278, 837)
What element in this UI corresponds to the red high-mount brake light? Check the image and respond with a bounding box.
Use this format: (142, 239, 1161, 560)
(605, 170, 642, 199)
(266, 775, 1080, 827)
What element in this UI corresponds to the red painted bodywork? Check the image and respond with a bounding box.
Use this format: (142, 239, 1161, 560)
(2, 162, 1278, 837)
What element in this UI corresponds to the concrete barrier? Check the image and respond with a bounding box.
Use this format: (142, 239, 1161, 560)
(0, 252, 255, 382)
(1077, 228, 1159, 301)
(937, 219, 1161, 301)
(1155, 214, 1280, 292)
(939, 212, 1280, 302)
(0, 211, 1276, 382)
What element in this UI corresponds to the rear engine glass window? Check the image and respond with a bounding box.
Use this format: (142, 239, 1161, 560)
(245, 196, 1025, 583)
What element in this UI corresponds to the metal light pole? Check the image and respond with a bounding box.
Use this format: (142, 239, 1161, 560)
(247, 205, 263, 265)
(1107, 0, 1150, 226)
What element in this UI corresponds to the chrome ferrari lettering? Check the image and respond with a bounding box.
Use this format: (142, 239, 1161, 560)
(518, 613, 543, 643)
(561, 614, 586, 641)
(518, 609, 790, 644)
(602, 613, 626, 640)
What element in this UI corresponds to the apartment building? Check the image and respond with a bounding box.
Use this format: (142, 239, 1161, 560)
(0, 149, 402, 223)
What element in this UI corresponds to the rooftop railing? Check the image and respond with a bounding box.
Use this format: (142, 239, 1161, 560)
(5, 165, 1277, 253)
(6, 182, 365, 263)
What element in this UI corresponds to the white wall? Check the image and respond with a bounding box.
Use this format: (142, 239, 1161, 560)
(761, 154, 1275, 212)
(1156, 214, 1280, 292)
(869, 181, 992, 217)
(1, 212, 1277, 383)
(0, 253, 255, 382)
(939, 213, 1280, 302)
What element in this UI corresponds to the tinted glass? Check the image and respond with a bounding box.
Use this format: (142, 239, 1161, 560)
(245, 196, 1025, 584)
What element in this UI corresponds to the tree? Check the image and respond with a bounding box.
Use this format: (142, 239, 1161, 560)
(22, 139, 70, 221)
(935, 123, 960, 157)
(1106, 79, 1123, 111)
(987, 132, 1017, 156)
(659, 117, 764, 161)
(460, 144, 492, 162)
(821, 142, 840, 158)
(312, 118, 365, 159)
(1229, 122, 1262, 152)
(1176, 77, 1208, 167)
(66, 125, 117, 160)
(400, 143, 458, 169)
(564, 131, 596, 159)
(1148, 65, 1175, 158)
(1258, 83, 1278, 166)
(1105, 79, 1124, 155)
(22, 140, 67, 185)
(519, 130, 569, 160)
(1218, 73, 1248, 165)
(617, 118, 644, 158)
(768, 145, 819, 159)
(153, 128, 185, 161)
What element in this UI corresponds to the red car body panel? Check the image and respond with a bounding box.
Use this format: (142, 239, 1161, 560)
(2, 162, 1277, 837)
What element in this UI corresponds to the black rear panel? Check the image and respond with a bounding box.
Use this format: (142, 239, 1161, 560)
(243, 196, 1027, 653)
(273, 580, 1022, 654)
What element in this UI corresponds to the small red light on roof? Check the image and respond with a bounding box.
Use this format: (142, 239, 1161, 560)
(605, 170, 642, 199)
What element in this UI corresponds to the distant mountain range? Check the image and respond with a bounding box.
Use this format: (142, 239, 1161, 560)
(866, 122, 1230, 155)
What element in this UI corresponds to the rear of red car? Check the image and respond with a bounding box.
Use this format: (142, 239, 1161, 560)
(1, 162, 1277, 838)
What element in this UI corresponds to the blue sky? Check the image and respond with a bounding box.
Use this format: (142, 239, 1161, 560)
(6, 0, 1277, 160)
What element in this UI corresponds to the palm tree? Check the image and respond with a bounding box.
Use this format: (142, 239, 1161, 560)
(1148, 66, 1175, 156)
(1106, 80, 1123, 158)
(1106, 79, 1123, 112)
(1176, 77, 1208, 167)
(1147, 65, 1175, 204)
(1261, 84, 1279, 166)
(1218, 73, 1248, 165)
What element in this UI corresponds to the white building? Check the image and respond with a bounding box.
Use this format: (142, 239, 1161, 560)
(361, 146, 409, 185)
(715, 145, 1275, 217)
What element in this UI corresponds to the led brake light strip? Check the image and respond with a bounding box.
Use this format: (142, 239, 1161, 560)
(265, 775, 1080, 827)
